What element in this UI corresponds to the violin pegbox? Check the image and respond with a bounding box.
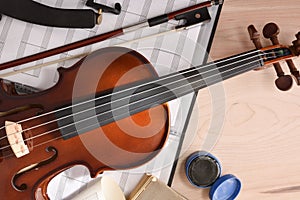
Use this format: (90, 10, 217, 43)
(248, 22, 300, 91)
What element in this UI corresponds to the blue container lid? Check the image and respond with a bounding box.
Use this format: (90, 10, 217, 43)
(209, 174, 241, 200)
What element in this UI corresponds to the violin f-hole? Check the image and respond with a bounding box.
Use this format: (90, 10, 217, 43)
(11, 146, 58, 192)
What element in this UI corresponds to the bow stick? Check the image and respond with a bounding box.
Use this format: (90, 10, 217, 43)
(0, 28, 185, 78)
(0, 0, 222, 72)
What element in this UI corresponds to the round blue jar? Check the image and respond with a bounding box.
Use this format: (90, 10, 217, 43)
(185, 151, 241, 200)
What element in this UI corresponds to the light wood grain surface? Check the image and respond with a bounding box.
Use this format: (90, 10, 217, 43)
(172, 0, 300, 199)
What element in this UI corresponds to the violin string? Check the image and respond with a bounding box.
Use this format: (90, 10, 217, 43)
(0, 53, 265, 154)
(3, 50, 265, 140)
(0, 55, 263, 159)
(0, 49, 262, 134)
(0, 50, 262, 142)
(0, 48, 278, 152)
(0, 52, 276, 149)
(0, 49, 281, 156)
(21, 56, 265, 140)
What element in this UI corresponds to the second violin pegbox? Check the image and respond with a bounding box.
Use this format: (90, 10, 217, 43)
(248, 22, 300, 91)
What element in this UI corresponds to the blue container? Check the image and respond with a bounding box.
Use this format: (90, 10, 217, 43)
(209, 174, 241, 200)
(185, 151, 222, 188)
(185, 151, 241, 200)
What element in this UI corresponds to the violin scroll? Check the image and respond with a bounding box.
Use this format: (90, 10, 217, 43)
(291, 32, 300, 56)
(248, 22, 300, 91)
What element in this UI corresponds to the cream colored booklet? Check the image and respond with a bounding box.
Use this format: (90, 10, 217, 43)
(128, 174, 188, 200)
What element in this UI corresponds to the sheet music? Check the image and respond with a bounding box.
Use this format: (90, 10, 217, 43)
(0, 0, 220, 199)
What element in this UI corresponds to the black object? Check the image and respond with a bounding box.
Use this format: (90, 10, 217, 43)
(175, 7, 211, 29)
(148, 7, 211, 29)
(0, 0, 121, 28)
(186, 151, 221, 187)
(188, 156, 220, 187)
(148, 14, 169, 27)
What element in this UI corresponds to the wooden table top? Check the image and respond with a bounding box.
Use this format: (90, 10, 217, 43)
(172, 0, 300, 199)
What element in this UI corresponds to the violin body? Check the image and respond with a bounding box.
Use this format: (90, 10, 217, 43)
(0, 47, 170, 199)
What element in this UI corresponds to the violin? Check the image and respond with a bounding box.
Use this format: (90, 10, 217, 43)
(0, 22, 299, 199)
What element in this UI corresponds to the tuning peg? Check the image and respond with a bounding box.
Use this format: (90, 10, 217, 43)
(286, 59, 300, 85)
(284, 32, 300, 86)
(271, 62, 293, 91)
(261, 22, 293, 91)
(295, 32, 300, 39)
(263, 22, 280, 45)
(275, 74, 293, 91)
(248, 25, 263, 49)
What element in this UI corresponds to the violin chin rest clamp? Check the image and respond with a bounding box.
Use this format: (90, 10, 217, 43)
(97, 10, 103, 25)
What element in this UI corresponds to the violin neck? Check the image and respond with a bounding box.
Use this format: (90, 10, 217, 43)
(135, 49, 264, 104)
(177, 49, 263, 91)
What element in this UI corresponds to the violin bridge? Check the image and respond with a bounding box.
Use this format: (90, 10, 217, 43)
(5, 121, 29, 158)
